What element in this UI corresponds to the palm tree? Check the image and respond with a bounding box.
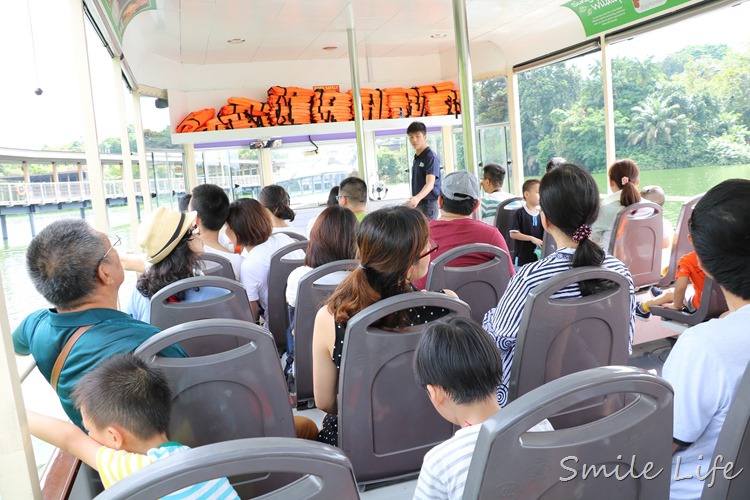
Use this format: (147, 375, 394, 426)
(628, 94, 686, 148)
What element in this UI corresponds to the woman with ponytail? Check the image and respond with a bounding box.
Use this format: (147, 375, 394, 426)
(482, 163, 635, 408)
(312, 205, 455, 446)
(591, 158, 642, 249)
(259, 185, 304, 236)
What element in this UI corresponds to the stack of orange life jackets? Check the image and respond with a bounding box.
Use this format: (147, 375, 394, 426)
(352, 88, 386, 120)
(382, 88, 415, 118)
(311, 90, 353, 123)
(176, 108, 215, 133)
(424, 88, 461, 117)
(267, 86, 315, 126)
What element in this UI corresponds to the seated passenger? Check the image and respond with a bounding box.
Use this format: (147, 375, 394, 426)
(126, 207, 227, 324)
(662, 179, 750, 500)
(509, 179, 545, 267)
(312, 206, 456, 446)
(636, 249, 705, 319)
(412, 170, 513, 290)
(413, 318, 552, 500)
(336, 177, 368, 221)
(13, 219, 185, 430)
(225, 198, 303, 322)
(327, 186, 340, 206)
(259, 184, 304, 237)
(640, 184, 675, 279)
(285, 205, 358, 375)
(190, 183, 242, 279)
(591, 158, 642, 250)
(27, 353, 239, 498)
(482, 163, 635, 407)
(478, 163, 516, 225)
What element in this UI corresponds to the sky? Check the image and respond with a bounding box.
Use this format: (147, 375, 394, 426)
(0, 0, 748, 151)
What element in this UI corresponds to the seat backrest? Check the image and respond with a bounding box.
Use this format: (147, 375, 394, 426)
(509, 267, 631, 428)
(493, 197, 523, 256)
(463, 366, 673, 500)
(660, 194, 702, 287)
(338, 292, 471, 483)
(198, 252, 236, 280)
(541, 229, 557, 258)
(275, 230, 307, 242)
(652, 276, 728, 327)
(150, 276, 255, 347)
(267, 240, 309, 351)
(702, 361, 750, 500)
(294, 259, 358, 405)
(134, 319, 296, 447)
(609, 201, 663, 288)
(95, 438, 360, 500)
(424, 243, 511, 323)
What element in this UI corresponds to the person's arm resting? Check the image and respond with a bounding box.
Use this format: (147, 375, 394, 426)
(670, 276, 690, 311)
(312, 307, 339, 413)
(26, 411, 100, 469)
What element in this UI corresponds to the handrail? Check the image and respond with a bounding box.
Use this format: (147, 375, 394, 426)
(19, 358, 37, 384)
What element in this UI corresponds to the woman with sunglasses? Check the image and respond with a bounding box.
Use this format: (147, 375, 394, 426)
(312, 205, 456, 446)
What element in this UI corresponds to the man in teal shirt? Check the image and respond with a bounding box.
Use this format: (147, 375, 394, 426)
(13, 219, 186, 429)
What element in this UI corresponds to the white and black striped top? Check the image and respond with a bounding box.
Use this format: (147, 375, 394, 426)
(482, 247, 635, 407)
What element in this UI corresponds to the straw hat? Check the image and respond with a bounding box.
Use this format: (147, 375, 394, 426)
(138, 206, 197, 264)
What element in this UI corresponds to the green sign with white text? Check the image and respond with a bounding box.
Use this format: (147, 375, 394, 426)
(564, 0, 693, 37)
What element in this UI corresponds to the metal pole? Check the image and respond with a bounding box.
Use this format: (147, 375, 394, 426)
(202, 152, 208, 184)
(151, 152, 160, 206)
(347, 27, 367, 179)
(112, 56, 139, 244)
(132, 90, 153, 214)
(183, 144, 198, 192)
(507, 71, 524, 196)
(68, 0, 109, 232)
(451, 0, 478, 178)
(601, 34, 616, 193)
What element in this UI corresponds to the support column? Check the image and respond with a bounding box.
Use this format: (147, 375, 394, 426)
(132, 90, 153, 214)
(113, 56, 139, 243)
(363, 132, 377, 184)
(507, 71, 524, 195)
(451, 0, 478, 177)
(347, 27, 367, 179)
(0, 215, 7, 241)
(0, 269, 41, 499)
(51, 162, 58, 183)
(259, 148, 273, 190)
(22, 162, 29, 184)
(441, 126, 455, 174)
(183, 144, 198, 192)
(68, 0, 108, 232)
(601, 34, 616, 192)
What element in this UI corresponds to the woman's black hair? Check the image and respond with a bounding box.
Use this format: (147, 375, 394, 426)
(136, 231, 199, 299)
(259, 185, 295, 222)
(540, 163, 609, 296)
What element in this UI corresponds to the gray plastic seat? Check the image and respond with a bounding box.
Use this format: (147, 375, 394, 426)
(95, 438, 359, 500)
(701, 361, 750, 500)
(424, 243, 511, 323)
(267, 240, 308, 352)
(509, 267, 631, 428)
(541, 228, 557, 258)
(463, 366, 673, 500)
(294, 259, 357, 405)
(652, 276, 728, 327)
(150, 276, 255, 339)
(276, 230, 308, 242)
(198, 252, 236, 280)
(659, 193, 702, 287)
(135, 319, 296, 448)
(338, 292, 472, 484)
(493, 196, 523, 256)
(609, 201, 664, 289)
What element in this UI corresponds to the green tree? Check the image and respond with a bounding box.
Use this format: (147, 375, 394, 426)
(473, 77, 508, 125)
(628, 94, 686, 149)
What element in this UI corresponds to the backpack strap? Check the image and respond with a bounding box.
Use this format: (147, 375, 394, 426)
(50, 324, 94, 393)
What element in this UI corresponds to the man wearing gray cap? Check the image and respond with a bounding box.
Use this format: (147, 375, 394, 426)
(412, 170, 514, 289)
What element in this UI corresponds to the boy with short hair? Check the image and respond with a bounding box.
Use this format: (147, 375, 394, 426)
(191, 183, 242, 279)
(509, 179, 544, 267)
(406, 121, 441, 220)
(479, 163, 516, 225)
(636, 245, 705, 319)
(413, 317, 552, 500)
(27, 353, 239, 498)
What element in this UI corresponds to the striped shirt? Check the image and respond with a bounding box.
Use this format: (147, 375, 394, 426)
(413, 419, 553, 499)
(97, 442, 239, 499)
(482, 248, 635, 407)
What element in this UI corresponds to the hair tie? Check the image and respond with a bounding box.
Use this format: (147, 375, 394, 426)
(359, 264, 367, 271)
(621, 176, 629, 186)
(572, 224, 592, 243)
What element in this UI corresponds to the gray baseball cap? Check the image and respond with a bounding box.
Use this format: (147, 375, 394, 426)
(441, 170, 480, 201)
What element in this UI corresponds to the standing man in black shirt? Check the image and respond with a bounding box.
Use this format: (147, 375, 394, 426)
(406, 121, 441, 220)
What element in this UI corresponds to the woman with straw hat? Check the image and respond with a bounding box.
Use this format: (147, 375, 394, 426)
(125, 206, 227, 323)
